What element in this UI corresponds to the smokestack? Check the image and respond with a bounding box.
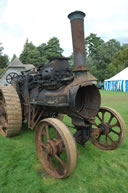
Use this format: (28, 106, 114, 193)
(68, 11, 87, 72)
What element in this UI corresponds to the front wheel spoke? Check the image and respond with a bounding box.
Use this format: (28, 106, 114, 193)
(101, 112, 105, 122)
(97, 133, 102, 141)
(107, 135, 115, 144)
(109, 121, 119, 128)
(110, 129, 120, 136)
(92, 120, 98, 127)
(108, 114, 113, 124)
(54, 154, 66, 168)
(105, 134, 108, 144)
(97, 114, 102, 122)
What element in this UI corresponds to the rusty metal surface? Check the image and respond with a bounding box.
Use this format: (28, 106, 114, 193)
(0, 86, 22, 137)
(35, 118, 77, 178)
(90, 106, 126, 150)
(68, 11, 87, 70)
(10, 10, 101, 146)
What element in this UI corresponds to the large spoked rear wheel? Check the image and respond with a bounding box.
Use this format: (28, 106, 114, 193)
(90, 106, 126, 150)
(35, 118, 77, 178)
(0, 86, 22, 137)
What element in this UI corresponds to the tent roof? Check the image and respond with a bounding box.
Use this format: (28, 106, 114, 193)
(105, 67, 128, 81)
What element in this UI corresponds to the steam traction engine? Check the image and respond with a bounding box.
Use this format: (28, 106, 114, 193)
(0, 11, 126, 178)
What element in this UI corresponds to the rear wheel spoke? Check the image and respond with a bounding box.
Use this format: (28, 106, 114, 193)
(45, 124, 50, 139)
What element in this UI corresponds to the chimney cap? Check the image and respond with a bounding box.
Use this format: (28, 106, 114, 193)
(68, 11, 86, 21)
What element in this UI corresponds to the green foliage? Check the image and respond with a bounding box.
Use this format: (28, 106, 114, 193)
(68, 53, 74, 69)
(85, 33, 104, 57)
(122, 43, 128, 49)
(0, 67, 6, 75)
(46, 37, 64, 60)
(19, 39, 40, 66)
(0, 91, 128, 193)
(0, 43, 9, 68)
(0, 54, 9, 68)
(37, 37, 64, 64)
(0, 43, 4, 55)
(87, 38, 121, 81)
(20, 37, 64, 67)
(106, 48, 128, 78)
(37, 42, 48, 63)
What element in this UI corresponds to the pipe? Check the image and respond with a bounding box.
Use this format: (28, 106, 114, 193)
(68, 11, 87, 72)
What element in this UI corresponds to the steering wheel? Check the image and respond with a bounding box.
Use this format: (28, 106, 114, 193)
(6, 72, 19, 84)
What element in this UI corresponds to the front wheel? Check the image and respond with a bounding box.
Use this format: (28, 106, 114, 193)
(90, 106, 126, 150)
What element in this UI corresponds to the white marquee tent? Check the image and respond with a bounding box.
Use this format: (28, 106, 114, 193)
(104, 67, 128, 92)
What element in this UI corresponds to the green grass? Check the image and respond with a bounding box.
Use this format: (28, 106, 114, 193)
(0, 90, 128, 193)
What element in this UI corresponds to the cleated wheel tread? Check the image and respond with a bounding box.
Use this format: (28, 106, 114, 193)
(0, 86, 22, 137)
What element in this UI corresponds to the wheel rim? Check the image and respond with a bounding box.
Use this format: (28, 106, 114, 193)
(35, 118, 77, 178)
(90, 106, 126, 150)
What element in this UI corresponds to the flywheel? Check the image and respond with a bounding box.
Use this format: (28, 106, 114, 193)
(35, 118, 77, 178)
(0, 86, 22, 137)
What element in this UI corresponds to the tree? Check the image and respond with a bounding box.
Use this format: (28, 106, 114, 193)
(87, 39, 121, 81)
(20, 37, 64, 67)
(37, 37, 64, 64)
(0, 43, 3, 56)
(46, 37, 63, 60)
(85, 33, 104, 57)
(121, 43, 128, 49)
(37, 43, 48, 63)
(0, 43, 9, 68)
(107, 48, 128, 77)
(19, 39, 40, 66)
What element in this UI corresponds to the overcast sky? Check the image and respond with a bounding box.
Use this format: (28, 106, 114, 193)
(0, 0, 128, 60)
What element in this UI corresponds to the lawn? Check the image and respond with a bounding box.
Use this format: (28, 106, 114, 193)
(0, 90, 128, 193)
